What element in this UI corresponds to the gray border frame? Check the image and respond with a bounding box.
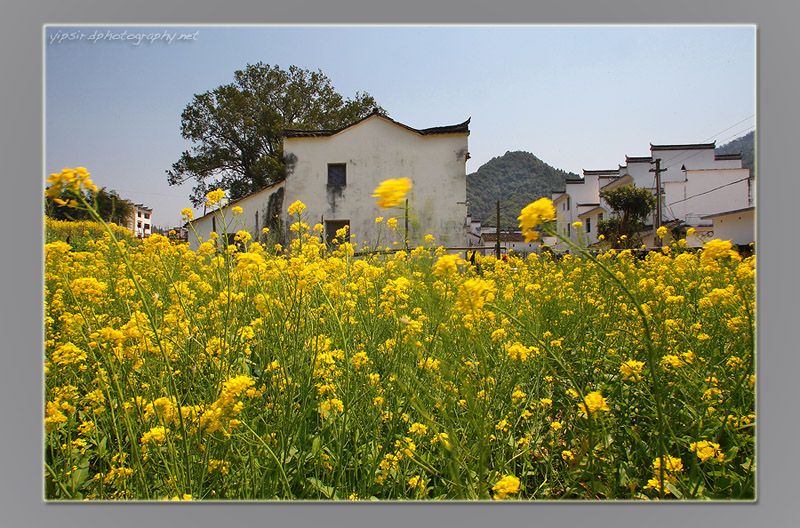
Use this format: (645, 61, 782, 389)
(3, 1, 796, 526)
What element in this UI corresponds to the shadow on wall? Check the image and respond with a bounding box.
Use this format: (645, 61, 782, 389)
(265, 187, 285, 246)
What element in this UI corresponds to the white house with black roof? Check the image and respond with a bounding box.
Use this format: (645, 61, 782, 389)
(550, 141, 754, 251)
(188, 109, 471, 251)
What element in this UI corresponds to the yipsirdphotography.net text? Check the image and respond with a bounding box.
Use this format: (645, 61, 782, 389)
(48, 28, 199, 46)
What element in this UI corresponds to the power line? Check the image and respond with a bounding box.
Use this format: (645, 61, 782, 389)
(698, 114, 756, 144)
(661, 125, 755, 173)
(113, 189, 191, 199)
(667, 177, 751, 207)
(655, 115, 755, 168)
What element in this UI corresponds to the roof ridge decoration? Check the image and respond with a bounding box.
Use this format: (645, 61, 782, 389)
(650, 142, 716, 151)
(583, 169, 619, 176)
(284, 112, 471, 138)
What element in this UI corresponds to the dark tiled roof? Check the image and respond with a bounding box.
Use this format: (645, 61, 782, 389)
(483, 232, 528, 243)
(192, 180, 286, 222)
(625, 155, 652, 163)
(565, 176, 584, 184)
(715, 153, 742, 160)
(284, 110, 470, 138)
(576, 203, 600, 207)
(651, 142, 716, 151)
(700, 206, 755, 220)
(583, 169, 618, 176)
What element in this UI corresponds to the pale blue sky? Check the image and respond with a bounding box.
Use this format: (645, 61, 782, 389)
(45, 24, 756, 227)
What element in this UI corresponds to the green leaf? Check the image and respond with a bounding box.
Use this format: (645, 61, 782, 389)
(306, 477, 335, 499)
(664, 481, 683, 499)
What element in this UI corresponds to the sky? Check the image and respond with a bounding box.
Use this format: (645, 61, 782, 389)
(45, 24, 756, 228)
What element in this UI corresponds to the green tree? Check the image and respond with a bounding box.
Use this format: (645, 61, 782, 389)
(167, 62, 381, 207)
(46, 186, 133, 225)
(93, 188, 134, 225)
(597, 184, 656, 248)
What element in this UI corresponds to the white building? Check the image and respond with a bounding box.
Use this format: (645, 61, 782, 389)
(701, 206, 756, 246)
(551, 141, 755, 251)
(481, 232, 540, 258)
(189, 110, 470, 251)
(128, 204, 152, 239)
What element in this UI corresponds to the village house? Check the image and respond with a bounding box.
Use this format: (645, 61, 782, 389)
(549, 142, 755, 252)
(127, 203, 152, 239)
(189, 109, 471, 251)
(480, 231, 540, 258)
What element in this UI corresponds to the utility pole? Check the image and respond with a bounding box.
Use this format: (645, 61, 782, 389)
(495, 200, 501, 259)
(649, 158, 665, 246)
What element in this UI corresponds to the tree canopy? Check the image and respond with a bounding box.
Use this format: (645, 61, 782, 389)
(597, 184, 656, 248)
(45, 186, 134, 226)
(167, 63, 381, 207)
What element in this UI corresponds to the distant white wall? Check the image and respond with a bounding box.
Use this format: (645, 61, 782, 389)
(665, 168, 752, 226)
(188, 182, 285, 251)
(710, 209, 755, 245)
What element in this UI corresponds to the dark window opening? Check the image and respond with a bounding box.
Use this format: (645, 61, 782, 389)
(325, 220, 350, 246)
(328, 164, 346, 187)
(586, 218, 591, 233)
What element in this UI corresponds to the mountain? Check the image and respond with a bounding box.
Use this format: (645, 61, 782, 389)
(716, 130, 755, 178)
(466, 151, 577, 226)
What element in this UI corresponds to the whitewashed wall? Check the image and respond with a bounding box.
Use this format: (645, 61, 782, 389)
(283, 116, 469, 247)
(664, 168, 752, 226)
(709, 209, 755, 245)
(188, 182, 285, 251)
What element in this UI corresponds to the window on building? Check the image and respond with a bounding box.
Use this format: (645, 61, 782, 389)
(137, 221, 142, 228)
(138, 212, 142, 218)
(567, 224, 571, 237)
(328, 164, 346, 187)
(144, 224, 150, 231)
(325, 220, 350, 246)
(586, 218, 591, 233)
(567, 197, 571, 209)
(145, 214, 150, 219)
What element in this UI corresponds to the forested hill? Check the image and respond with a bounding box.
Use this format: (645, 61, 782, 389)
(466, 151, 578, 226)
(716, 130, 755, 178)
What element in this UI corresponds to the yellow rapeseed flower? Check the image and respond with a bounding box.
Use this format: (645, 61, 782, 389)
(579, 391, 610, 416)
(690, 441, 724, 463)
(492, 475, 520, 500)
(619, 360, 645, 381)
(372, 178, 413, 209)
(701, 239, 740, 268)
(205, 188, 226, 207)
(518, 198, 556, 242)
(45, 167, 97, 199)
(287, 200, 307, 215)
